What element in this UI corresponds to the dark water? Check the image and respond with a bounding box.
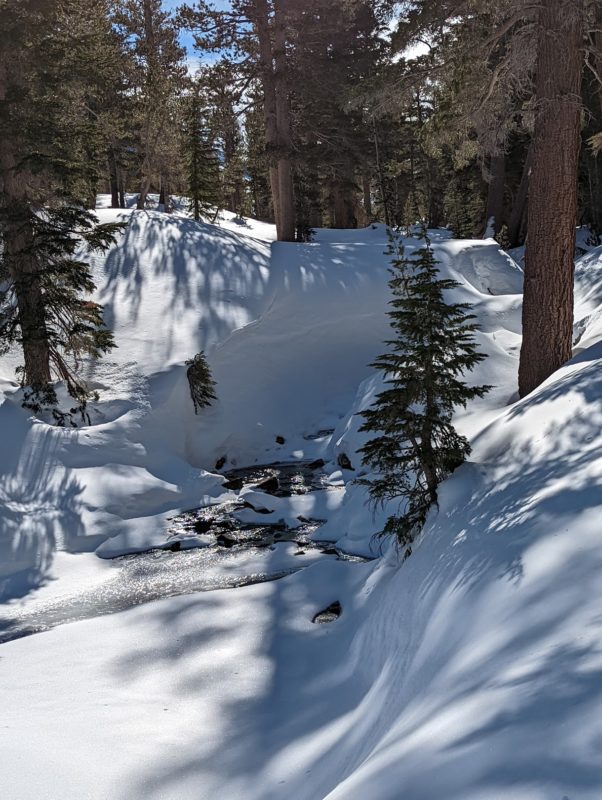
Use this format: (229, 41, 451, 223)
(0, 462, 365, 644)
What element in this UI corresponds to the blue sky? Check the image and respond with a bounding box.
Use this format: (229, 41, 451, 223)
(162, 0, 231, 59)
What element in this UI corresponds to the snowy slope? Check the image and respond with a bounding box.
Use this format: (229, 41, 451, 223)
(1, 204, 602, 800)
(1, 341, 601, 800)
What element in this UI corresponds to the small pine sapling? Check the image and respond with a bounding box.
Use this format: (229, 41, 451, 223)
(186, 351, 217, 413)
(359, 226, 491, 554)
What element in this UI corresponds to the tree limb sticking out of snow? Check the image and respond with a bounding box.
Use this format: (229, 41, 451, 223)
(186, 351, 217, 414)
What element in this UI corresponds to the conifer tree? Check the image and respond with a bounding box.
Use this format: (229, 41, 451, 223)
(186, 352, 217, 414)
(181, 89, 220, 221)
(0, 0, 124, 422)
(359, 227, 491, 552)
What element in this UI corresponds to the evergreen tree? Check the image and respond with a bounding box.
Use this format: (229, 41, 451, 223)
(113, 0, 186, 210)
(181, 89, 221, 221)
(359, 228, 491, 552)
(0, 0, 124, 421)
(186, 352, 217, 414)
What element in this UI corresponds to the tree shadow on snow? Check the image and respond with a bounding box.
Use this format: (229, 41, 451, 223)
(0, 400, 88, 603)
(110, 342, 602, 799)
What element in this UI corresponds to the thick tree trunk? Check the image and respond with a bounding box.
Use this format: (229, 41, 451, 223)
(518, 0, 584, 397)
(273, 0, 295, 241)
(332, 177, 357, 228)
(251, 0, 295, 240)
(9, 214, 52, 388)
(1, 182, 52, 388)
(159, 174, 170, 212)
(0, 58, 51, 389)
(483, 154, 505, 236)
(507, 145, 532, 248)
(252, 0, 281, 235)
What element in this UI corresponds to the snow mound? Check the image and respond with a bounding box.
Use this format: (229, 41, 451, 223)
(2, 206, 602, 799)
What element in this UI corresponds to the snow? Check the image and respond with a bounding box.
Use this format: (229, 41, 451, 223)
(1, 199, 602, 799)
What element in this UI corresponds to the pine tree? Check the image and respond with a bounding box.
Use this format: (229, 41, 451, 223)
(113, 0, 186, 210)
(181, 89, 220, 221)
(0, 0, 124, 422)
(359, 227, 491, 552)
(186, 352, 217, 414)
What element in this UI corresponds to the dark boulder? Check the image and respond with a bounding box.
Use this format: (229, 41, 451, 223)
(312, 601, 342, 624)
(337, 453, 354, 471)
(255, 475, 279, 493)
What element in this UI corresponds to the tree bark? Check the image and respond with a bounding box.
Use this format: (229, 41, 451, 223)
(273, 0, 295, 241)
(137, 174, 151, 210)
(251, 0, 295, 240)
(108, 147, 120, 208)
(251, 0, 281, 235)
(372, 116, 390, 227)
(0, 44, 51, 389)
(483, 154, 506, 236)
(332, 175, 357, 228)
(119, 171, 126, 209)
(363, 173, 372, 220)
(518, 0, 584, 397)
(507, 144, 532, 248)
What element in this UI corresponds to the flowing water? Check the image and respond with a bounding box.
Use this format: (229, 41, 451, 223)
(0, 462, 365, 644)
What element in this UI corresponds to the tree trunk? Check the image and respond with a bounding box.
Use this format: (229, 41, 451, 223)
(332, 176, 357, 228)
(159, 174, 170, 212)
(372, 116, 390, 227)
(119, 172, 126, 209)
(137, 173, 151, 210)
(10, 214, 52, 388)
(508, 145, 532, 248)
(518, 0, 584, 397)
(273, 0, 295, 241)
(483, 153, 505, 236)
(251, 0, 282, 237)
(363, 173, 372, 220)
(0, 58, 51, 389)
(0, 184, 51, 389)
(108, 147, 120, 208)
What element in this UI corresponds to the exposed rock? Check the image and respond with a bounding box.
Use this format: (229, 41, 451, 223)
(320, 546, 339, 556)
(303, 429, 335, 441)
(215, 456, 227, 470)
(193, 519, 212, 535)
(255, 475, 279, 493)
(337, 453, 354, 471)
(275, 435, 286, 445)
(222, 477, 244, 490)
(165, 540, 182, 552)
(216, 533, 237, 548)
(241, 500, 274, 514)
(308, 458, 325, 470)
(312, 601, 342, 624)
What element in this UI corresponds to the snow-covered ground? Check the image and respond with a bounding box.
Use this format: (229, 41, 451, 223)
(1, 202, 601, 799)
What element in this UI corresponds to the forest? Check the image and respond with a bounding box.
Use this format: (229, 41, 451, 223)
(1, 2, 602, 799)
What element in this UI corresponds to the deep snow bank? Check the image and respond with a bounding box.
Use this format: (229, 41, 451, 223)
(0, 207, 524, 576)
(2, 206, 602, 799)
(1, 342, 601, 800)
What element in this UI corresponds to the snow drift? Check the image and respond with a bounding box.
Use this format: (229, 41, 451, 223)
(1, 205, 602, 800)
